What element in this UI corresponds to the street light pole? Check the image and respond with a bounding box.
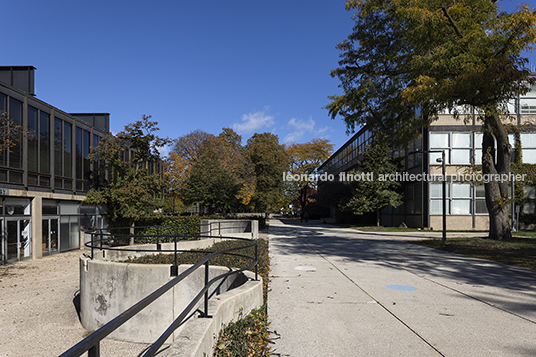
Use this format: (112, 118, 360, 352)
(441, 150, 446, 244)
(416, 148, 447, 243)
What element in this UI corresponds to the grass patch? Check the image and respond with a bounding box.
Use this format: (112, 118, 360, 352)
(333, 224, 520, 234)
(412, 237, 536, 270)
(513, 230, 536, 238)
(345, 225, 424, 232)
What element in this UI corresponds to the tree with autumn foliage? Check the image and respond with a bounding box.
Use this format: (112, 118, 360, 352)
(168, 129, 211, 193)
(164, 152, 188, 213)
(182, 131, 256, 212)
(286, 138, 334, 213)
(217, 129, 257, 208)
(245, 133, 289, 212)
(183, 143, 238, 213)
(84, 115, 170, 227)
(327, 0, 536, 239)
(170, 128, 256, 212)
(167, 130, 211, 210)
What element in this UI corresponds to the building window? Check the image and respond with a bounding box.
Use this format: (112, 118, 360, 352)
(83, 130, 90, 181)
(474, 132, 515, 165)
(414, 182, 423, 214)
(475, 185, 487, 214)
(406, 185, 414, 214)
(27, 106, 39, 173)
(54, 118, 73, 188)
(452, 183, 471, 214)
(63, 121, 72, 178)
(451, 133, 471, 164)
(404, 182, 423, 215)
(475, 133, 483, 165)
(524, 186, 536, 214)
(520, 133, 536, 164)
(0, 93, 6, 167)
(8, 97, 22, 170)
(405, 137, 423, 169)
(54, 117, 62, 176)
(429, 133, 450, 163)
(40, 111, 50, 175)
(76, 128, 83, 180)
(76, 127, 91, 184)
(430, 182, 472, 215)
(520, 98, 536, 114)
(430, 182, 450, 214)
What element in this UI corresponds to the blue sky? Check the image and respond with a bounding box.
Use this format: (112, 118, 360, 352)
(2, 0, 535, 156)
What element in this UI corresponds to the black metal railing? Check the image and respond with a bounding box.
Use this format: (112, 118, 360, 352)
(60, 223, 258, 357)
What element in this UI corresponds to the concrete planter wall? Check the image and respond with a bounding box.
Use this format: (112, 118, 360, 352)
(79, 237, 262, 352)
(201, 219, 258, 239)
(101, 238, 223, 262)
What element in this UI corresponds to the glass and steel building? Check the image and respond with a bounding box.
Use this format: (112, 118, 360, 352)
(0, 66, 108, 264)
(319, 84, 536, 230)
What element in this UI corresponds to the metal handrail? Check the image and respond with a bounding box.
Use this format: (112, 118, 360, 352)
(60, 223, 258, 357)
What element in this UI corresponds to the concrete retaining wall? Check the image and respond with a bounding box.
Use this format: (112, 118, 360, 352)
(163, 275, 262, 357)
(101, 238, 224, 262)
(79, 236, 262, 350)
(201, 220, 258, 239)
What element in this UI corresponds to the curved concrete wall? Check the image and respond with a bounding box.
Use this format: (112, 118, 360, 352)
(201, 219, 258, 239)
(101, 238, 224, 262)
(79, 238, 262, 345)
(163, 275, 263, 357)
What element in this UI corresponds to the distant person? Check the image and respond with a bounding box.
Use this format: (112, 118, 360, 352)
(304, 211, 309, 223)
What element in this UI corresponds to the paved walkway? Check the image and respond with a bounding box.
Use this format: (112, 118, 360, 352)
(0, 250, 149, 357)
(268, 219, 536, 356)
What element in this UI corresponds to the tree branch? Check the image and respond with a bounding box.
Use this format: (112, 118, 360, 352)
(441, 6, 464, 39)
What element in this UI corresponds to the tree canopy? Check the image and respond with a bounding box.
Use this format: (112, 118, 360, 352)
(84, 115, 170, 225)
(286, 138, 334, 212)
(183, 144, 238, 212)
(169, 128, 257, 213)
(328, 0, 536, 239)
(328, 1, 536, 141)
(245, 133, 289, 212)
(343, 137, 403, 226)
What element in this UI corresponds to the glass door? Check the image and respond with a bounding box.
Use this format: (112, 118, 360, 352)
(0, 219, 4, 264)
(6, 219, 31, 262)
(42, 217, 59, 255)
(50, 218, 58, 253)
(6, 220, 18, 261)
(42, 219, 48, 255)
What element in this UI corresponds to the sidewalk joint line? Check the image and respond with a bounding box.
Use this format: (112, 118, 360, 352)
(292, 234, 446, 357)
(390, 262, 536, 326)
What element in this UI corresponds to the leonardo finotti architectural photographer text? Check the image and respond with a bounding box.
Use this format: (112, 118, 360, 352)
(283, 172, 527, 183)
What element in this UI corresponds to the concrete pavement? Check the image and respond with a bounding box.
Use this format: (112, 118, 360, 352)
(0, 250, 150, 357)
(268, 219, 536, 356)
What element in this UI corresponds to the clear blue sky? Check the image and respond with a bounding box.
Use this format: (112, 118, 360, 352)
(2, 0, 535, 155)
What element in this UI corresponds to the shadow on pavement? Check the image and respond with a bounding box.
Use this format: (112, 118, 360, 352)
(269, 219, 536, 321)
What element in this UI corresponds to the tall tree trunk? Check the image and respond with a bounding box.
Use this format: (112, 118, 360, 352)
(376, 209, 380, 227)
(482, 112, 512, 240)
(130, 221, 135, 245)
(300, 184, 308, 213)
